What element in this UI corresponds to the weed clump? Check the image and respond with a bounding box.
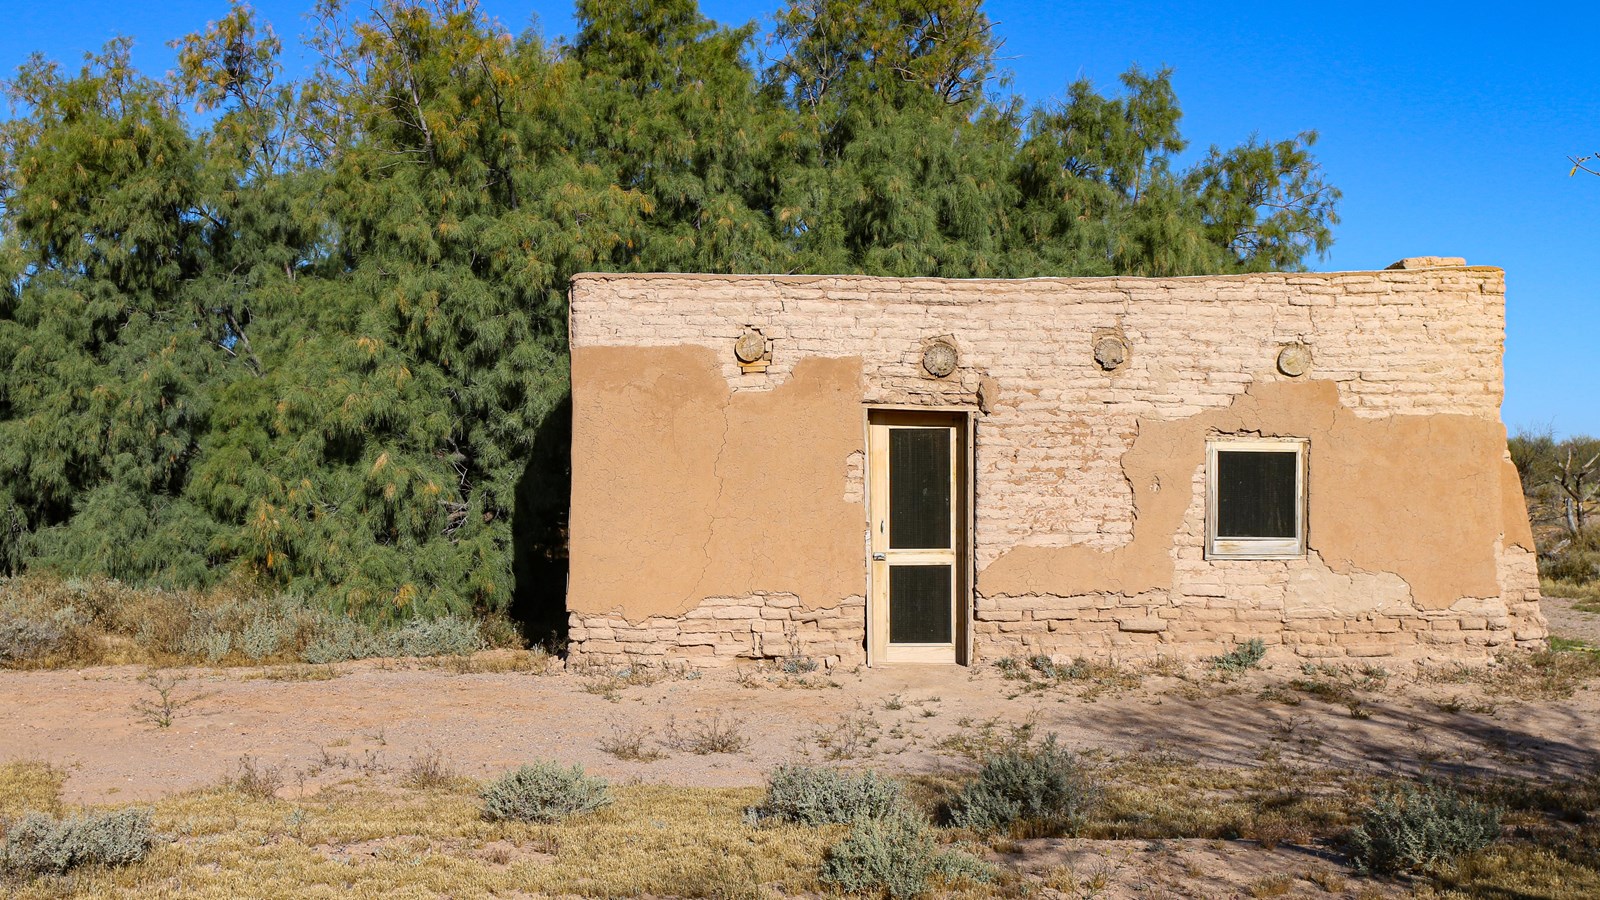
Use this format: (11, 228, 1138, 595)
(2, 807, 158, 877)
(820, 811, 992, 899)
(224, 756, 284, 800)
(303, 615, 483, 664)
(480, 763, 610, 823)
(0, 617, 66, 666)
(1210, 638, 1267, 672)
(0, 574, 515, 668)
(663, 713, 749, 755)
(1347, 782, 1500, 874)
(993, 655, 1142, 698)
(752, 765, 905, 826)
(947, 734, 1100, 835)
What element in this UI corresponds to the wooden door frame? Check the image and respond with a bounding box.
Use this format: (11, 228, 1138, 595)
(863, 406, 974, 666)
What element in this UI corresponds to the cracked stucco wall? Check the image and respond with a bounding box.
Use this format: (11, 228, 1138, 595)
(566, 267, 1546, 664)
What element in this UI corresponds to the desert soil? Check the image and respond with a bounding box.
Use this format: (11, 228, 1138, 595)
(2, 616, 1597, 805)
(0, 598, 1596, 898)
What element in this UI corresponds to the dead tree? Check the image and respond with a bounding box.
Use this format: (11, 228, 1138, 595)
(1556, 444, 1600, 535)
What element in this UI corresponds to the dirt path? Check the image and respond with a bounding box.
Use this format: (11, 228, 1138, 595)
(2, 641, 1595, 806)
(1543, 592, 1600, 645)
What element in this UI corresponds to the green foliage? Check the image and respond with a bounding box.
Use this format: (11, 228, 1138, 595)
(1510, 428, 1600, 593)
(1347, 782, 1500, 874)
(820, 812, 940, 899)
(0, 0, 1341, 626)
(947, 734, 1101, 835)
(480, 762, 611, 823)
(1210, 638, 1267, 672)
(2, 807, 158, 877)
(751, 765, 906, 825)
(819, 810, 992, 899)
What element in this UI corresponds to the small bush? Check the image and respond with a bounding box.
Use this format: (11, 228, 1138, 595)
(663, 713, 749, 755)
(3, 807, 158, 877)
(1347, 782, 1500, 874)
(385, 616, 483, 658)
(480, 763, 610, 823)
(781, 655, 819, 675)
(947, 734, 1100, 835)
(225, 756, 284, 800)
(598, 723, 667, 762)
(240, 615, 291, 661)
(752, 765, 905, 825)
(301, 616, 381, 664)
(400, 746, 461, 790)
(820, 811, 991, 899)
(820, 812, 939, 900)
(1211, 638, 1267, 672)
(0, 617, 64, 666)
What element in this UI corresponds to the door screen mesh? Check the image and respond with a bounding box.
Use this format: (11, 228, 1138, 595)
(889, 565, 952, 644)
(889, 428, 951, 549)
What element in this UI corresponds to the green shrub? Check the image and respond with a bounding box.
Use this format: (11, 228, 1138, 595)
(947, 735, 1100, 835)
(820, 812, 992, 899)
(385, 616, 482, 658)
(1347, 782, 1500, 874)
(240, 615, 291, 661)
(1541, 546, 1600, 584)
(1211, 638, 1267, 672)
(301, 616, 380, 664)
(3, 807, 158, 877)
(0, 617, 64, 666)
(751, 765, 905, 825)
(820, 812, 939, 899)
(480, 763, 611, 823)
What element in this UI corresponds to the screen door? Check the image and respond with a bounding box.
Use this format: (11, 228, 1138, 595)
(868, 413, 964, 664)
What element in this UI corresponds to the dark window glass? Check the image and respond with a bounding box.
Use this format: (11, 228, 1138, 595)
(889, 565, 953, 644)
(889, 428, 951, 549)
(1216, 450, 1299, 538)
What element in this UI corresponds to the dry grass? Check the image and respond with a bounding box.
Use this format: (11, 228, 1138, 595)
(0, 760, 65, 820)
(1082, 754, 1357, 843)
(243, 664, 341, 682)
(0, 573, 528, 670)
(3, 753, 1596, 898)
(1423, 648, 1600, 700)
(806, 705, 883, 760)
(575, 661, 700, 701)
(934, 715, 1037, 761)
(993, 655, 1148, 699)
(0, 768, 838, 900)
(1543, 576, 1600, 607)
(415, 648, 557, 675)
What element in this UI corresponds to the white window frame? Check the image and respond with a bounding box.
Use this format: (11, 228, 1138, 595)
(1206, 438, 1307, 560)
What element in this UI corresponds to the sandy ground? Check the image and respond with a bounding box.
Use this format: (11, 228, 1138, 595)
(0, 600, 1595, 898)
(1543, 591, 1600, 645)
(1, 623, 1596, 807)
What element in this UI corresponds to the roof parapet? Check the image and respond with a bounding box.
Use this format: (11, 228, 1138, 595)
(1386, 256, 1467, 269)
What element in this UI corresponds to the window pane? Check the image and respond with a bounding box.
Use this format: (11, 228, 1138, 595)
(1216, 450, 1298, 539)
(889, 428, 951, 549)
(889, 565, 952, 644)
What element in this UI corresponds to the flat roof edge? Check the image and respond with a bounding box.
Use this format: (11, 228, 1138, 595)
(570, 266, 1502, 286)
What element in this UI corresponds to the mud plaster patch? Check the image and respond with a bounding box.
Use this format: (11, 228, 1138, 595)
(980, 379, 1531, 610)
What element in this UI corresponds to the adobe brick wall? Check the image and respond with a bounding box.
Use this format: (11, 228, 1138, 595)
(565, 266, 1546, 668)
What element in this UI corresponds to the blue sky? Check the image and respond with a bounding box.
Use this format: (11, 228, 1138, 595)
(4, 1, 1596, 435)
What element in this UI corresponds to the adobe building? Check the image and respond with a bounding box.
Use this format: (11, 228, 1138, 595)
(564, 259, 1547, 668)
